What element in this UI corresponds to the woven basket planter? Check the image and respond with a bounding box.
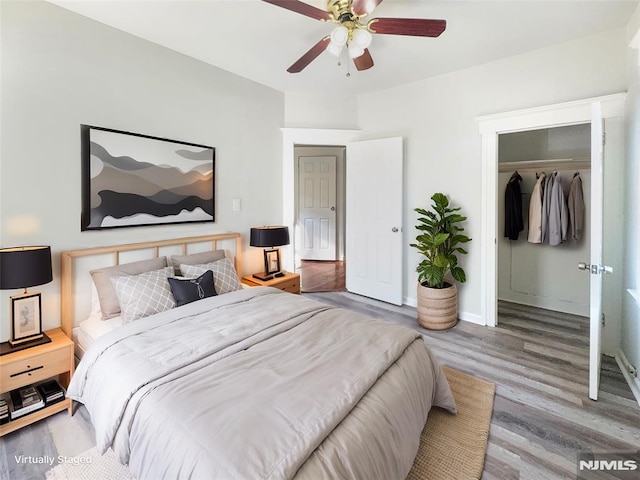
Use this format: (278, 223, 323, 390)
(417, 282, 458, 330)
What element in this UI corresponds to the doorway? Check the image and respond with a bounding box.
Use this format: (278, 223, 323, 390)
(294, 145, 346, 293)
(477, 93, 626, 400)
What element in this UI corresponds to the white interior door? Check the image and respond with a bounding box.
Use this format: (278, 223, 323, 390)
(298, 156, 337, 260)
(587, 102, 609, 401)
(346, 137, 403, 305)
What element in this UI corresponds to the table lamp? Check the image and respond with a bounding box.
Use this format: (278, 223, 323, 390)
(0, 246, 53, 346)
(250, 226, 290, 281)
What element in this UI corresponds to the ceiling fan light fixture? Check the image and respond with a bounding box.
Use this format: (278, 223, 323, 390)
(327, 42, 344, 57)
(348, 44, 365, 59)
(330, 26, 349, 46)
(351, 28, 372, 49)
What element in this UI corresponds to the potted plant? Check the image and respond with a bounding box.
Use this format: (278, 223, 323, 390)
(410, 193, 471, 330)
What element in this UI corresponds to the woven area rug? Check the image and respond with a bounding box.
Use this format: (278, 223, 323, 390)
(47, 366, 494, 480)
(407, 366, 496, 480)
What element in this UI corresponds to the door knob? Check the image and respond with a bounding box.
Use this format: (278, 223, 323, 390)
(578, 262, 613, 275)
(330, 206, 336, 211)
(392, 227, 399, 233)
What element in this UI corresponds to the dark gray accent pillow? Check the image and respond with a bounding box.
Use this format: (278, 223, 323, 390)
(168, 270, 217, 307)
(168, 250, 226, 275)
(91, 257, 168, 319)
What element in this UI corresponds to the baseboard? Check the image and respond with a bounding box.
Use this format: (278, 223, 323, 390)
(459, 311, 484, 325)
(403, 296, 484, 326)
(616, 349, 640, 407)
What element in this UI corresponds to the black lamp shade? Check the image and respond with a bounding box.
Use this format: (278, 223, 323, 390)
(250, 227, 290, 248)
(0, 246, 53, 290)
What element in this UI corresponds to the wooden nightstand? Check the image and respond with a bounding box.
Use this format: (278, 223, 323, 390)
(242, 272, 301, 294)
(0, 328, 74, 436)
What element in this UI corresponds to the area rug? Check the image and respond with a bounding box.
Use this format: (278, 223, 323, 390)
(407, 366, 496, 480)
(47, 366, 494, 480)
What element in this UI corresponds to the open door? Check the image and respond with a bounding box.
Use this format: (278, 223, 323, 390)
(583, 101, 612, 401)
(346, 137, 403, 305)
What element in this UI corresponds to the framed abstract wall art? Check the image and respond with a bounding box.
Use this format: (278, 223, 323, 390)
(81, 125, 215, 231)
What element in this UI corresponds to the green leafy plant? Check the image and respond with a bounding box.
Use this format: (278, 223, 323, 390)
(410, 193, 471, 289)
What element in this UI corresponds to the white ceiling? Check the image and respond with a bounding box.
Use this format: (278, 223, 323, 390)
(49, 0, 638, 94)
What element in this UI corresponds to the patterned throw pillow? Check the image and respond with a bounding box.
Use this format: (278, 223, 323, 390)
(111, 267, 176, 323)
(180, 258, 242, 295)
(168, 270, 217, 307)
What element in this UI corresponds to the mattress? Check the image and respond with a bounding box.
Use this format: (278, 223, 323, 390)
(73, 314, 123, 359)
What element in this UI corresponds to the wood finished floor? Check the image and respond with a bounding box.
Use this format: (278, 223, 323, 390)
(298, 260, 346, 293)
(304, 293, 640, 480)
(1, 293, 639, 480)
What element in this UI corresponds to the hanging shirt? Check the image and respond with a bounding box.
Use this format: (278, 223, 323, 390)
(568, 172, 585, 240)
(541, 173, 555, 243)
(504, 172, 524, 240)
(548, 172, 569, 246)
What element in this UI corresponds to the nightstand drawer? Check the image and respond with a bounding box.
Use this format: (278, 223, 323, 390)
(277, 278, 300, 294)
(0, 347, 70, 392)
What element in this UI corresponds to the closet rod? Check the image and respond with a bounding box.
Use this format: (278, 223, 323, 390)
(498, 158, 590, 173)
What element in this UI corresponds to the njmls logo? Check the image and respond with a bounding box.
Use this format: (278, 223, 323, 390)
(577, 451, 640, 479)
(579, 460, 638, 471)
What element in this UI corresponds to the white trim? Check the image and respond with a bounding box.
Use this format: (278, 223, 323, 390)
(616, 349, 640, 407)
(476, 93, 626, 328)
(476, 93, 627, 134)
(281, 128, 362, 273)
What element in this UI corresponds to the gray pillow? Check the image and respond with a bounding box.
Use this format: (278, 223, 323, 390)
(180, 258, 242, 295)
(168, 250, 226, 275)
(90, 257, 168, 319)
(111, 267, 175, 323)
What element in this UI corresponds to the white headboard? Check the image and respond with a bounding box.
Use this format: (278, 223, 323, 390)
(60, 233, 242, 337)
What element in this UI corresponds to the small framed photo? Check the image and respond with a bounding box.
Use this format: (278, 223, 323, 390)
(10, 293, 43, 345)
(264, 249, 281, 275)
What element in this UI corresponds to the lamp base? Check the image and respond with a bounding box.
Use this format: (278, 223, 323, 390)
(253, 272, 275, 281)
(0, 332, 51, 356)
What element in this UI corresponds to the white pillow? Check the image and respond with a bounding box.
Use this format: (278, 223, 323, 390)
(180, 258, 242, 295)
(111, 267, 175, 323)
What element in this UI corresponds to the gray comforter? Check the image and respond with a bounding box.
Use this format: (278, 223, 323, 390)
(68, 287, 456, 480)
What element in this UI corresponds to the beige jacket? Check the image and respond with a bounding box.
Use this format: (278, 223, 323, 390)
(528, 173, 545, 243)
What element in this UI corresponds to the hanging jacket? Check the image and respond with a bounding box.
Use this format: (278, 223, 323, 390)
(568, 172, 585, 240)
(548, 172, 569, 246)
(541, 173, 555, 243)
(528, 173, 545, 243)
(504, 171, 524, 240)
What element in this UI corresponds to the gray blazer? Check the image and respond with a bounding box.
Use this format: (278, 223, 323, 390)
(548, 173, 569, 246)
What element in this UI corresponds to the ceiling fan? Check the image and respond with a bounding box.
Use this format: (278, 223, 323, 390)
(262, 0, 446, 73)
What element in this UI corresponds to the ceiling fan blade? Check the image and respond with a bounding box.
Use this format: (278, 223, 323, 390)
(287, 37, 331, 73)
(369, 18, 446, 37)
(262, 0, 332, 21)
(353, 49, 374, 71)
(351, 0, 384, 16)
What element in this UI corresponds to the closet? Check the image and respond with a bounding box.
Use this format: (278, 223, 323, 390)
(497, 124, 591, 317)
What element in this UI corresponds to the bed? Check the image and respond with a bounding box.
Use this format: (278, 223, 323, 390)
(61, 233, 456, 480)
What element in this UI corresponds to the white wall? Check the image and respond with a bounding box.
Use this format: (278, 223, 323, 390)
(621, 4, 640, 394)
(285, 92, 359, 130)
(0, 1, 284, 340)
(356, 28, 628, 322)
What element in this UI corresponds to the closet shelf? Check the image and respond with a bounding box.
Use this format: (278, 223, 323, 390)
(498, 158, 590, 173)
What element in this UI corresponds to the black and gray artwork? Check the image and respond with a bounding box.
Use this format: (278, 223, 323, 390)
(81, 127, 214, 230)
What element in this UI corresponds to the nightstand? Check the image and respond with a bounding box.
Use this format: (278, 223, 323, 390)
(0, 328, 74, 436)
(242, 272, 301, 294)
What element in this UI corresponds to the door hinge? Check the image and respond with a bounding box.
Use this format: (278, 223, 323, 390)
(602, 132, 606, 147)
(601, 313, 605, 327)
